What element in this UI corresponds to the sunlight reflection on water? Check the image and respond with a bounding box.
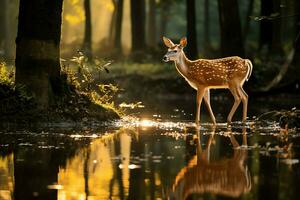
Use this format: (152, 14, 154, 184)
(1, 116, 300, 200)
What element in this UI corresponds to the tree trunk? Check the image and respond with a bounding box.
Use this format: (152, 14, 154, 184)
(110, 0, 117, 48)
(130, 0, 146, 55)
(203, 0, 211, 52)
(15, 0, 63, 108)
(83, 0, 92, 59)
(0, 0, 6, 56)
(243, 0, 254, 41)
(218, 0, 245, 57)
(259, 0, 282, 54)
(147, 0, 157, 48)
(291, 0, 300, 78)
(186, 0, 198, 60)
(114, 0, 124, 52)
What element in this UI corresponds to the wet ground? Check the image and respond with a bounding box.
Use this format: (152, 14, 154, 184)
(1, 95, 300, 200)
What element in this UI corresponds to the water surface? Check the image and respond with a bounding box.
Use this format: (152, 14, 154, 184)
(1, 96, 300, 200)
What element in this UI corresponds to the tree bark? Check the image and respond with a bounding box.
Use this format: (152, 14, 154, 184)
(15, 0, 63, 108)
(186, 0, 198, 60)
(130, 0, 146, 54)
(83, 0, 92, 59)
(290, 0, 300, 81)
(114, 0, 124, 51)
(218, 0, 245, 57)
(293, 0, 300, 63)
(259, 0, 282, 54)
(203, 0, 211, 51)
(147, 0, 157, 48)
(243, 0, 254, 41)
(0, 0, 6, 55)
(110, 0, 117, 47)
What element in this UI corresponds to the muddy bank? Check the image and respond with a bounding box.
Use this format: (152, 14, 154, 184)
(0, 82, 120, 127)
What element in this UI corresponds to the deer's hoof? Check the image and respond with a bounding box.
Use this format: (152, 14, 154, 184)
(227, 120, 232, 127)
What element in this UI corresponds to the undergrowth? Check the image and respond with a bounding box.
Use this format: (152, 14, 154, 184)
(61, 52, 124, 116)
(0, 54, 125, 119)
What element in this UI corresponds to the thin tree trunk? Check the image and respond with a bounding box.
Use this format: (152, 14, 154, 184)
(114, 0, 124, 51)
(271, 0, 282, 53)
(259, 0, 282, 54)
(110, 0, 117, 47)
(15, 0, 63, 108)
(148, 0, 157, 48)
(186, 0, 198, 59)
(83, 0, 92, 59)
(0, 0, 6, 55)
(84, 147, 90, 200)
(218, 0, 244, 57)
(130, 0, 146, 57)
(243, 0, 254, 42)
(203, 0, 211, 51)
(259, 0, 272, 49)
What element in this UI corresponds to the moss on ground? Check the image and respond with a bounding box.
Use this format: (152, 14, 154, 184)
(0, 81, 120, 125)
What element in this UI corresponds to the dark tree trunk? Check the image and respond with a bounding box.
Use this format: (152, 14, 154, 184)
(259, 0, 272, 49)
(203, 0, 211, 51)
(130, 0, 146, 54)
(292, 0, 300, 70)
(15, 0, 63, 108)
(218, 0, 245, 57)
(83, 0, 92, 59)
(186, 0, 198, 60)
(114, 0, 124, 51)
(0, 0, 6, 55)
(259, 0, 282, 54)
(243, 0, 254, 41)
(147, 0, 157, 48)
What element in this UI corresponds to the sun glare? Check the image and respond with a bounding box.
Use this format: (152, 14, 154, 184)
(139, 119, 155, 127)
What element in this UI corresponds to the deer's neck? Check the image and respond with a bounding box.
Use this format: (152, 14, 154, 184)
(175, 52, 191, 78)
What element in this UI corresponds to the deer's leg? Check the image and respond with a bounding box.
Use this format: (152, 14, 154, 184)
(242, 127, 247, 146)
(195, 88, 205, 125)
(204, 89, 216, 125)
(227, 86, 241, 124)
(238, 86, 248, 123)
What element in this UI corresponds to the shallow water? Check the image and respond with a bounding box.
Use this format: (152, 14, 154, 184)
(1, 96, 300, 200)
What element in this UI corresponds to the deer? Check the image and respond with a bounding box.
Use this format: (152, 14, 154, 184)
(167, 127, 251, 200)
(162, 37, 253, 125)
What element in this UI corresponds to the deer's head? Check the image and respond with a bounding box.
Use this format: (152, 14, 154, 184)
(163, 37, 187, 62)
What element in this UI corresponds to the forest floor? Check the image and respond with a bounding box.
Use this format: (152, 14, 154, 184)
(0, 81, 120, 128)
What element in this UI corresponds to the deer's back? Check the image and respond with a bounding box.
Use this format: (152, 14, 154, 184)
(187, 56, 249, 87)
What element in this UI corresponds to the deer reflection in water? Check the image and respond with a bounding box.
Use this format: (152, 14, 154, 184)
(168, 127, 251, 200)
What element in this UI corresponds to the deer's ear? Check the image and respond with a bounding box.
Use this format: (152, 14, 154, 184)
(163, 36, 175, 48)
(179, 37, 187, 48)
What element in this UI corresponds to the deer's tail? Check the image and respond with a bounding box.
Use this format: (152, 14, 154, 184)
(245, 59, 253, 81)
